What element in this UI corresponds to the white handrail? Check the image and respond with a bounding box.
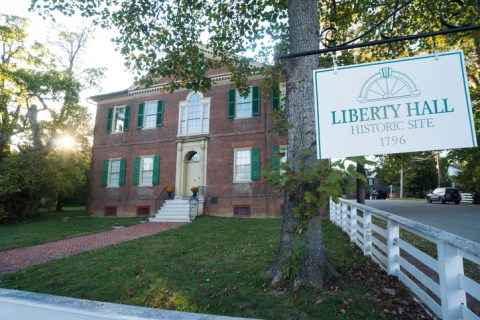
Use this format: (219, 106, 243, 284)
(330, 197, 480, 320)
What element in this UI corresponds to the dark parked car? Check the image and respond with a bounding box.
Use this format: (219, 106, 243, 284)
(370, 190, 387, 199)
(426, 187, 461, 204)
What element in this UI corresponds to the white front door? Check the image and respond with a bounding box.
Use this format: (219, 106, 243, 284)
(175, 139, 207, 198)
(184, 152, 201, 196)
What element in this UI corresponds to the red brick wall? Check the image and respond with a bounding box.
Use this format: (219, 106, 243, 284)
(87, 77, 286, 217)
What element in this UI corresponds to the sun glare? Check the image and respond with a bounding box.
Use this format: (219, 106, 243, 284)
(56, 136, 76, 150)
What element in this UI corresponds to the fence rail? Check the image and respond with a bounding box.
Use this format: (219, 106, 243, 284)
(330, 198, 480, 320)
(0, 288, 247, 320)
(461, 193, 474, 203)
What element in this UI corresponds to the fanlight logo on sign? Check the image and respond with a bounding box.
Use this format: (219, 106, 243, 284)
(313, 51, 477, 159)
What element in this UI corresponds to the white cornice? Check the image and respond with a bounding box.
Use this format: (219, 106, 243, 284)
(92, 73, 266, 104)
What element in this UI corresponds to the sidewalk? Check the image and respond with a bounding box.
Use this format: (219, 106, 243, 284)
(0, 222, 186, 275)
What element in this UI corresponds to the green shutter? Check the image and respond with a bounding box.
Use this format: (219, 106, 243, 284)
(101, 160, 109, 186)
(119, 158, 126, 186)
(228, 88, 236, 119)
(106, 108, 113, 133)
(251, 147, 260, 180)
(252, 86, 260, 116)
(272, 146, 280, 171)
(156, 101, 164, 127)
(137, 103, 144, 129)
(272, 88, 280, 111)
(123, 106, 131, 131)
(133, 157, 140, 185)
(152, 155, 160, 185)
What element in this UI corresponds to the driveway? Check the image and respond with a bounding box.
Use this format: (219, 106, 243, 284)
(365, 199, 480, 243)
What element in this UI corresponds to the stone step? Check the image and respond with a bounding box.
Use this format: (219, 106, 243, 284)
(151, 211, 190, 217)
(149, 216, 191, 222)
(150, 199, 192, 223)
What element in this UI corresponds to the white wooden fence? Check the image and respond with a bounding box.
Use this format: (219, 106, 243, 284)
(461, 193, 474, 203)
(330, 198, 480, 320)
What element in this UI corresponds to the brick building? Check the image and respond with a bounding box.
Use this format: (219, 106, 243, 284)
(88, 53, 286, 219)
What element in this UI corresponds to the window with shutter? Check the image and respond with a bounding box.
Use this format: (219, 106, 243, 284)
(234, 149, 251, 182)
(251, 147, 260, 180)
(103, 158, 127, 187)
(236, 88, 252, 118)
(272, 87, 280, 111)
(137, 100, 164, 129)
(133, 157, 141, 185)
(133, 155, 160, 186)
(123, 106, 131, 131)
(108, 106, 128, 133)
(271, 146, 280, 171)
(109, 159, 121, 186)
(156, 101, 163, 127)
(233, 147, 260, 182)
(137, 103, 145, 129)
(272, 145, 287, 173)
(228, 86, 260, 119)
(143, 102, 157, 128)
(106, 108, 113, 133)
(101, 160, 109, 186)
(119, 158, 126, 186)
(140, 156, 153, 185)
(152, 155, 160, 185)
(252, 86, 260, 116)
(228, 88, 236, 119)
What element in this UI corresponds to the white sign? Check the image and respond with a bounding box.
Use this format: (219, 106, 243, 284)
(313, 51, 477, 159)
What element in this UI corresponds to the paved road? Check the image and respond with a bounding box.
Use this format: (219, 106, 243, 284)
(364, 199, 480, 243)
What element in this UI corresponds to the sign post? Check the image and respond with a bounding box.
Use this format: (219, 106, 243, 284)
(313, 51, 477, 159)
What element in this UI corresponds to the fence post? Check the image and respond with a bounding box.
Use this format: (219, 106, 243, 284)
(387, 219, 400, 276)
(329, 197, 333, 220)
(341, 202, 348, 233)
(350, 205, 357, 243)
(437, 241, 466, 319)
(333, 200, 340, 225)
(329, 198, 337, 224)
(334, 200, 341, 225)
(363, 210, 372, 256)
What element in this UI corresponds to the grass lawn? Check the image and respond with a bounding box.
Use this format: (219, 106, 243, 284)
(0, 208, 146, 251)
(0, 216, 430, 319)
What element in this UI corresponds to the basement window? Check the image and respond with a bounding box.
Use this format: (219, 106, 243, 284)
(137, 206, 150, 217)
(234, 205, 250, 217)
(105, 206, 117, 217)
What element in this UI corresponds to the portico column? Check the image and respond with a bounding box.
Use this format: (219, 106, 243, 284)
(175, 142, 183, 199)
(200, 140, 206, 187)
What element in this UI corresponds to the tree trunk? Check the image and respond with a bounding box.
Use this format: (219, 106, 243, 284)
(356, 163, 366, 204)
(56, 191, 64, 212)
(26, 104, 42, 150)
(268, 0, 338, 290)
(0, 136, 10, 161)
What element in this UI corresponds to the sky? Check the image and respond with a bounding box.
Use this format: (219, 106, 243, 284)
(1, 0, 133, 108)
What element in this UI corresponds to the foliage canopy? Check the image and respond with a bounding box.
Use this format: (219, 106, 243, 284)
(0, 14, 101, 220)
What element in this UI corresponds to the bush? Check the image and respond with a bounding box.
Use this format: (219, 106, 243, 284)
(473, 192, 480, 205)
(2, 191, 40, 221)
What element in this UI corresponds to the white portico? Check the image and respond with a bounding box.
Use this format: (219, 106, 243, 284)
(174, 138, 208, 199)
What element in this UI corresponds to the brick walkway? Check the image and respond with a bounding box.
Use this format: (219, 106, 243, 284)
(0, 222, 186, 275)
